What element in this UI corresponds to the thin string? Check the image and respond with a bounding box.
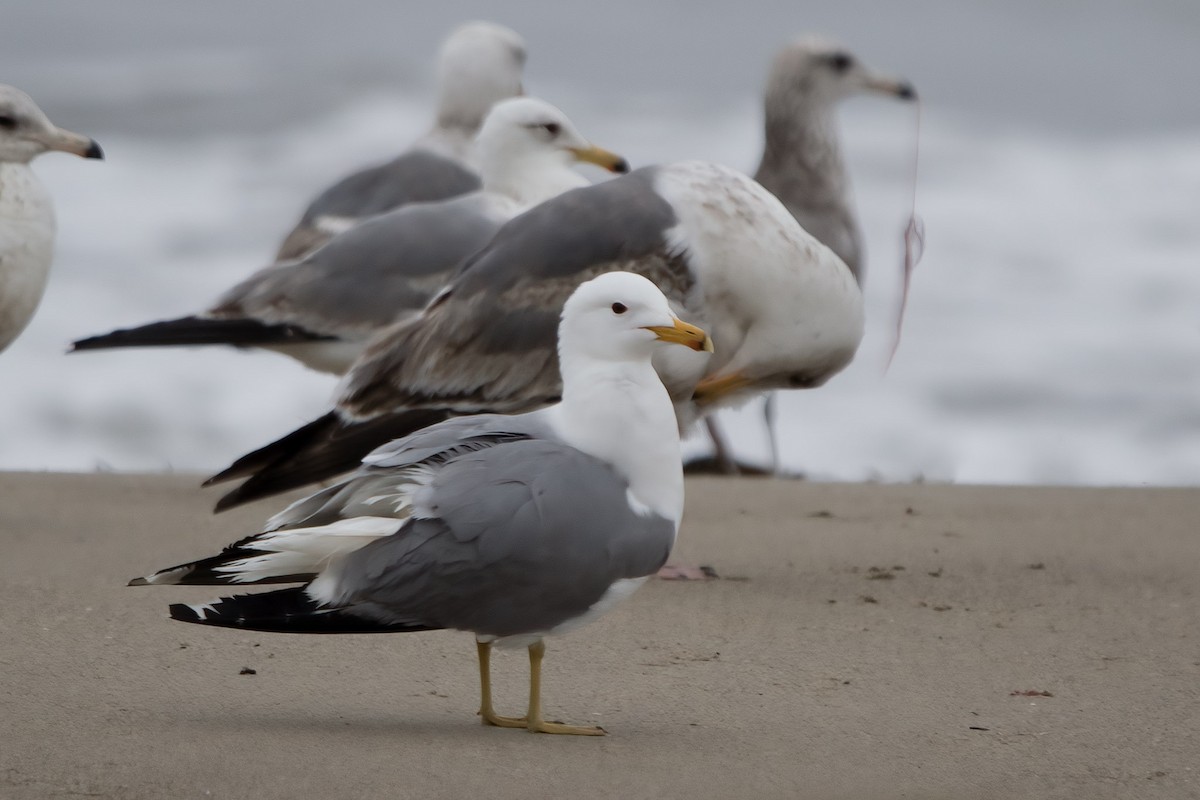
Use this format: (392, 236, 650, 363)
(885, 98, 925, 372)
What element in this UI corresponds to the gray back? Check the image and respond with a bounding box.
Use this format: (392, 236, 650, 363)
(332, 438, 676, 637)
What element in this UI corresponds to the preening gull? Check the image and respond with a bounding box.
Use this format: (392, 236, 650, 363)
(274, 21, 527, 261)
(71, 97, 628, 373)
(130, 272, 713, 736)
(0, 85, 103, 354)
(703, 36, 916, 474)
(208, 161, 864, 510)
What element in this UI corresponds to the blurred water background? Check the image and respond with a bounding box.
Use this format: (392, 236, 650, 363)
(2, 0, 1198, 485)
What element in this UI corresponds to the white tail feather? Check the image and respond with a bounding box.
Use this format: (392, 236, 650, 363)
(214, 517, 402, 583)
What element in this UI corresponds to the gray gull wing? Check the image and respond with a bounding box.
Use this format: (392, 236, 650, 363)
(342, 166, 688, 417)
(324, 439, 675, 637)
(275, 150, 482, 260)
(216, 193, 504, 339)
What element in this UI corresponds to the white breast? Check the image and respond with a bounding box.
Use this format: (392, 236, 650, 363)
(0, 163, 57, 352)
(485, 576, 650, 649)
(653, 161, 865, 403)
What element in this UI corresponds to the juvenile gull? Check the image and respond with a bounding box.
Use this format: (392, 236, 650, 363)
(130, 272, 713, 736)
(208, 161, 864, 510)
(0, 85, 103, 354)
(71, 97, 628, 373)
(756, 35, 915, 284)
(275, 21, 527, 261)
(705, 36, 916, 474)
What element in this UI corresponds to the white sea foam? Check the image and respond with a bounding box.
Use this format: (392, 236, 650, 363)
(2, 91, 1197, 486)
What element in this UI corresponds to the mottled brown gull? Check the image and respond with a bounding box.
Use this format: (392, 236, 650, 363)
(712, 36, 916, 474)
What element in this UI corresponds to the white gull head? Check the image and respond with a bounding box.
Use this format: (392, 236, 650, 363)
(765, 35, 916, 108)
(551, 272, 712, 523)
(474, 96, 629, 207)
(0, 85, 103, 165)
(434, 21, 528, 132)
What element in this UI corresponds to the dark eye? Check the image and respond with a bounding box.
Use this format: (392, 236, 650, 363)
(0, 115, 16, 130)
(611, 302, 627, 315)
(827, 52, 853, 73)
(541, 122, 561, 136)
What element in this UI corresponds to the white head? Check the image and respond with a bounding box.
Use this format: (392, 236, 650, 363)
(0, 85, 104, 165)
(475, 97, 628, 205)
(558, 272, 712, 367)
(765, 36, 916, 109)
(434, 21, 528, 131)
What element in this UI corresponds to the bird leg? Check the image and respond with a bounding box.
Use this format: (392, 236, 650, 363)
(476, 640, 525, 728)
(524, 640, 605, 736)
(762, 393, 782, 476)
(693, 370, 754, 406)
(704, 417, 740, 475)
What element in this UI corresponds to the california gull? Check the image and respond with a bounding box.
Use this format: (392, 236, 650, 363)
(208, 160, 864, 510)
(0, 85, 103, 354)
(274, 21, 527, 261)
(130, 272, 712, 736)
(71, 97, 628, 372)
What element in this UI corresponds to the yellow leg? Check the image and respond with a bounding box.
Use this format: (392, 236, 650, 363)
(476, 640, 525, 728)
(524, 640, 605, 736)
(694, 370, 754, 406)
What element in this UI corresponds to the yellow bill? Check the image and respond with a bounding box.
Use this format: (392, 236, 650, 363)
(644, 318, 715, 353)
(570, 144, 629, 174)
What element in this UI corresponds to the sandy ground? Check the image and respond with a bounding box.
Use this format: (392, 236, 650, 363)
(1, 472, 1197, 799)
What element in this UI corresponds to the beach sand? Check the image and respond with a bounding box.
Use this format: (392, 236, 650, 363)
(1, 473, 1197, 799)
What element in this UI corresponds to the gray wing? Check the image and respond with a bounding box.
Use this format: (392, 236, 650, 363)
(327, 438, 676, 638)
(276, 149, 482, 261)
(340, 166, 696, 418)
(264, 412, 553, 531)
(212, 195, 504, 339)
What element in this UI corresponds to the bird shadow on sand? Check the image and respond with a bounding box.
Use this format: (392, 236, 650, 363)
(175, 705, 624, 743)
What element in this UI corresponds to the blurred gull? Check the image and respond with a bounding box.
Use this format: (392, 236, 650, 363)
(756, 35, 915, 284)
(0, 85, 103, 355)
(274, 21, 527, 261)
(207, 161, 864, 511)
(130, 272, 712, 736)
(704, 36, 916, 473)
(72, 97, 628, 372)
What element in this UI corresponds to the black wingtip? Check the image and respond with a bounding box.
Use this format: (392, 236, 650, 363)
(212, 487, 251, 514)
(70, 333, 113, 352)
(209, 409, 453, 514)
(72, 317, 337, 353)
(85, 139, 105, 160)
(204, 411, 342, 492)
(166, 589, 438, 634)
(168, 602, 207, 623)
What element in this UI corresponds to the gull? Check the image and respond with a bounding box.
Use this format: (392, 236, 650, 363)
(703, 36, 916, 474)
(208, 160, 864, 511)
(275, 21, 527, 261)
(755, 35, 915, 285)
(0, 85, 103, 354)
(130, 272, 713, 736)
(71, 97, 628, 372)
